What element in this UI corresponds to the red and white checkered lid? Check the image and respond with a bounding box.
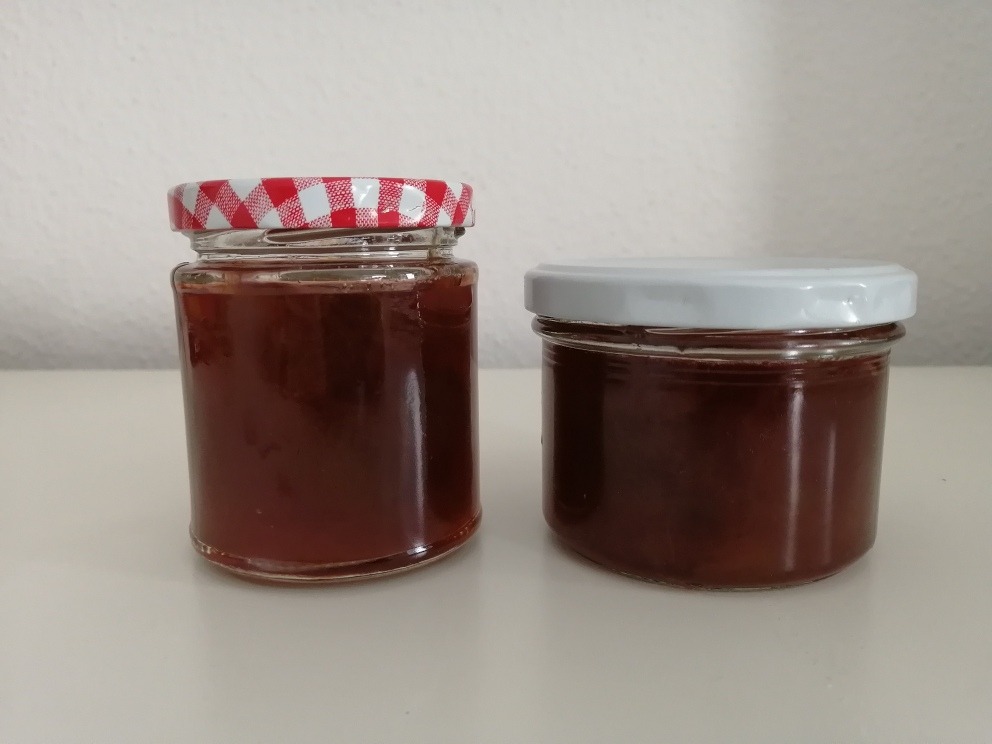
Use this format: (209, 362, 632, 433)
(168, 177, 474, 231)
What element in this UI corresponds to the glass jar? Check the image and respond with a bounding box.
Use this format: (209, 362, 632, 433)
(168, 177, 479, 582)
(525, 258, 918, 589)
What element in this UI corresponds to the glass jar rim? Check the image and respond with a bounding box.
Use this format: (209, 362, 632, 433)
(532, 318, 906, 360)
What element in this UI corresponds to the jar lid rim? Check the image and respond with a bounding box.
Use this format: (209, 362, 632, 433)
(168, 177, 474, 232)
(524, 257, 918, 329)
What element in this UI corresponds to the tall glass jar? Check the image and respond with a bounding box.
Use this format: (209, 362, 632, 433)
(168, 177, 479, 582)
(525, 258, 918, 589)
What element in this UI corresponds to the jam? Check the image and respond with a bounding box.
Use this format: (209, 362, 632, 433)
(526, 258, 916, 589)
(169, 177, 480, 582)
(536, 321, 904, 588)
(173, 256, 479, 581)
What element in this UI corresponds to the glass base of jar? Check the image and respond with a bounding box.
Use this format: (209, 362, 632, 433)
(191, 512, 481, 584)
(553, 533, 867, 591)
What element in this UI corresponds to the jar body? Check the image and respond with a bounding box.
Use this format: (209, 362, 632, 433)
(173, 228, 479, 581)
(536, 319, 904, 589)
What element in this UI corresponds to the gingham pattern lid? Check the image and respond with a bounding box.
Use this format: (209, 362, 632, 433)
(168, 177, 474, 231)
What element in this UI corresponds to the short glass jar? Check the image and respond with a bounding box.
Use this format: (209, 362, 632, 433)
(525, 258, 918, 589)
(168, 177, 479, 582)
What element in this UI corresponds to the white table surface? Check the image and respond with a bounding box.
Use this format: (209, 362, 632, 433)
(1, 368, 990, 743)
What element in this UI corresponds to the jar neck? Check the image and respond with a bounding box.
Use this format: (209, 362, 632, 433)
(533, 317, 906, 361)
(187, 226, 461, 260)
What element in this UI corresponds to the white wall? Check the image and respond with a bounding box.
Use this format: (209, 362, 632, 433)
(1, 0, 990, 368)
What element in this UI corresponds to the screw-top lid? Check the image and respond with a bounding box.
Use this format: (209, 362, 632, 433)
(168, 177, 474, 231)
(525, 257, 918, 330)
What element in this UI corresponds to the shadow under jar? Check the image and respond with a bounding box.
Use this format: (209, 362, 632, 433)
(168, 177, 479, 582)
(525, 258, 918, 589)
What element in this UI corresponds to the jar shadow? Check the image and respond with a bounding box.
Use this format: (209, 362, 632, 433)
(188, 527, 488, 740)
(532, 525, 879, 741)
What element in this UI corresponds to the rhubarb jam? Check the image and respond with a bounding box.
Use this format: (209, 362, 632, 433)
(168, 177, 479, 582)
(526, 258, 917, 589)
(537, 322, 902, 588)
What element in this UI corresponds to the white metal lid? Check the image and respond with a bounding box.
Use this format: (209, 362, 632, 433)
(524, 257, 918, 329)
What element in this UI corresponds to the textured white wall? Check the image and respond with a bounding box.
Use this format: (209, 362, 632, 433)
(1, 1, 990, 368)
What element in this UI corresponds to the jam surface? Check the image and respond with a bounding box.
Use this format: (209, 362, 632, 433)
(174, 259, 478, 580)
(541, 325, 896, 589)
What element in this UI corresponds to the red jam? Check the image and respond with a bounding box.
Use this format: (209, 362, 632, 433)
(536, 321, 905, 589)
(173, 256, 479, 581)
